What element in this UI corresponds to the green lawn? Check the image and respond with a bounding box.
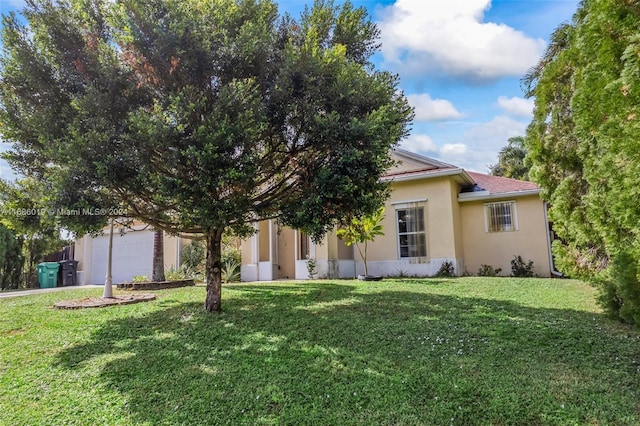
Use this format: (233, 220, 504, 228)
(1, 278, 638, 425)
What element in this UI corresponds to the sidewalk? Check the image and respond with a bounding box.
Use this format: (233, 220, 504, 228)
(0, 285, 103, 299)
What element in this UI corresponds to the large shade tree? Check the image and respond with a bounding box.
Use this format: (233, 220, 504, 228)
(0, 0, 412, 311)
(523, 0, 640, 325)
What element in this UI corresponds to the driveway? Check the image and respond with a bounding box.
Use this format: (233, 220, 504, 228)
(0, 285, 103, 299)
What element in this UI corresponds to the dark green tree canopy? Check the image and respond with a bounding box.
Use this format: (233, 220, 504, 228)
(524, 0, 640, 325)
(0, 0, 412, 311)
(0, 177, 68, 288)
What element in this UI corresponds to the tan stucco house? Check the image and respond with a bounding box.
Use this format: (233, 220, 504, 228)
(240, 149, 554, 280)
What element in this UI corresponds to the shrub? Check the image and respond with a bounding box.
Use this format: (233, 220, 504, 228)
(393, 269, 409, 278)
(222, 246, 241, 266)
(511, 255, 534, 277)
(596, 250, 640, 325)
(132, 275, 149, 283)
(221, 258, 241, 283)
(180, 238, 241, 283)
(435, 260, 455, 278)
(165, 266, 188, 281)
(306, 257, 317, 279)
(181, 240, 205, 277)
(478, 264, 502, 277)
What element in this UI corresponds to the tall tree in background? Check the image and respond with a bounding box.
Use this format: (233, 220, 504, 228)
(524, 0, 640, 325)
(0, 223, 24, 290)
(0, 178, 66, 288)
(489, 136, 529, 180)
(0, 0, 412, 311)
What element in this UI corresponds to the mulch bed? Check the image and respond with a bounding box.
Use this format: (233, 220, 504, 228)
(116, 279, 195, 291)
(54, 293, 157, 309)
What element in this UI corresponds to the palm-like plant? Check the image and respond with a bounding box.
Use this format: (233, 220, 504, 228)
(337, 207, 385, 277)
(489, 136, 529, 180)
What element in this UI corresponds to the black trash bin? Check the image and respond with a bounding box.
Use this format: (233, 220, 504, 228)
(58, 260, 79, 286)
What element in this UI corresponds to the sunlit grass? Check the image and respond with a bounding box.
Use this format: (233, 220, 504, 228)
(1, 278, 638, 425)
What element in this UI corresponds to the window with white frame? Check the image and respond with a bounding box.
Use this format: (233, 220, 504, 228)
(484, 201, 518, 232)
(396, 207, 426, 258)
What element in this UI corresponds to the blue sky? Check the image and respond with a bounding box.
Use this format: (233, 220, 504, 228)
(0, 0, 580, 179)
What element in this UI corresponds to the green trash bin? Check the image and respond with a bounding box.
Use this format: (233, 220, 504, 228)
(37, 262, 60, 288)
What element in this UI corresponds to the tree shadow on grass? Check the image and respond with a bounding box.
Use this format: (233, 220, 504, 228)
(56, 282, 640, 425)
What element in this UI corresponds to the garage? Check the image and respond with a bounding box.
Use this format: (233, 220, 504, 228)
(74, 225, 183, 286)
(88, 229, 154, 285)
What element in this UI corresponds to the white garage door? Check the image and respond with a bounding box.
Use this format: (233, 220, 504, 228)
(90, 230, 154, 285)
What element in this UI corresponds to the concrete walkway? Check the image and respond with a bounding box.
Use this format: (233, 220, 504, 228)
(0, 285, 103, 299)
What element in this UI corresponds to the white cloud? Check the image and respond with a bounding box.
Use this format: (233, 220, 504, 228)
(439, 115, 526, 172)
(407, 93, 462, 121)
(497, 96, 534, 117)
(399, 115, 528, 172)
(440, 143, 467, 155)
(400, 134, 439, 153)
(466, 115, 527, 143)
(378, 0, 546, 79)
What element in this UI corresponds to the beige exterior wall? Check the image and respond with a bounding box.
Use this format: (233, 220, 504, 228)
(163, 233, 181, 269)
(449, 179, 465, 261)
(240, 224, 256, 266)
(277, 227, 296, 279)
(460, 196, 551, 277)
(74, 236, 87, 274)
(238, 176, 551, 281)
(367, 177, 460, 262)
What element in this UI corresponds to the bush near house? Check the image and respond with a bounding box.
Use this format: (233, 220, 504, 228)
(511, 255, 534, 277)
(181, 240, 205, 279)
(478, 264, 502, 277)
(434, 260, 455, 278)
(181, 238, 241, 283)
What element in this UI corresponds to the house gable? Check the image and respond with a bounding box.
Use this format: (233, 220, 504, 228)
(385, 149, 475, 185)
(387, 149, 454, 174)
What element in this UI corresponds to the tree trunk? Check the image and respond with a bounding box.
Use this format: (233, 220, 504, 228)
(104, 218, 114, 298)
(363, 241, 368, 276)
(152, 230, 165, 282)
(204, 227, 224, 312)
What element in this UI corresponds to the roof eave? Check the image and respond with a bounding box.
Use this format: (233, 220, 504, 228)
(392, 148, 456, 169)
(383, 168, 475, 185)
(457, 189, 541, 202)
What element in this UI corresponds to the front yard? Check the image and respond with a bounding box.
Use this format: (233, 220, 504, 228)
(1, 278, 638, 425)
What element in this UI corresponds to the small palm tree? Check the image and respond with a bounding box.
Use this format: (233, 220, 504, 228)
(337, 207, 385, 277)
(489, 136, 529, 180)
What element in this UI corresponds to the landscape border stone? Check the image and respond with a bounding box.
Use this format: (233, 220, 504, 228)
(54, 293, 157, 309)
(116, 279, 195, 291)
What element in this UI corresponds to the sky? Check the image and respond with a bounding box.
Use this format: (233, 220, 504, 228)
(0, 0, 581, 179)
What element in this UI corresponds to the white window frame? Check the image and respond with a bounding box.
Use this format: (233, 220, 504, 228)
(484, 201, 518, 233)
(395, 204, 427, 259)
